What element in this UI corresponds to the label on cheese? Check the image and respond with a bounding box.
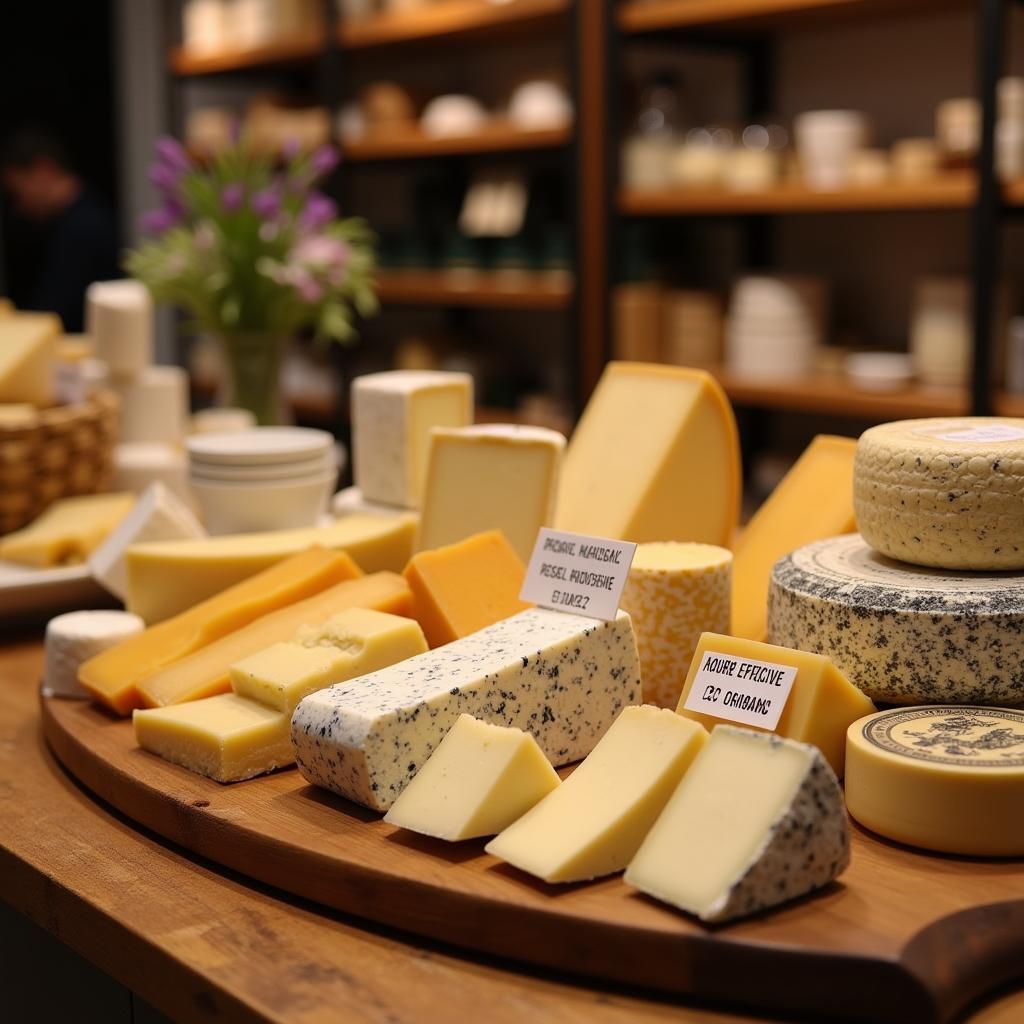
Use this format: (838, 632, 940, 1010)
(520, 528, 636, 621)
(918, 424, 1024, 443)
(682, 649, 797, 729)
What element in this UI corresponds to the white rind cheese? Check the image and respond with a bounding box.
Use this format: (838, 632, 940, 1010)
(291, 607, 641, 812)
(854, 417, 1024, 570)
(44, 610, 145, 698)
(767, 533, 1024, 705)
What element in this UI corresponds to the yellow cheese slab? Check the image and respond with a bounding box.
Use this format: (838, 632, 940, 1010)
(79, 548, 360, 715)
(0, 492, 136, 567)
(0, 311, 60, 406)
(732, 435, 857, 641)
(230, 606, 427, 713)
(384, 714, 561, 840)
(555, 363, 741, 546)
(134, 693, 291, 783)
(137, 572, 414, 709)
(485, 706, 708, 883)
(676, 632, 875, 776)
(125, 513, 417, 624)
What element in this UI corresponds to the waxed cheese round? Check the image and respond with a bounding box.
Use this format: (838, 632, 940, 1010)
(845, 706, 1024, 856)
(854, 417, 1024, 570)
(767, 533, 1024, 705)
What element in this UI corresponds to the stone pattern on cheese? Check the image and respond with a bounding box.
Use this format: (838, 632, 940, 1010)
(768, 534, 1024, 705)
(854, 417, 1024, 570)
(291, 608, 641, 812)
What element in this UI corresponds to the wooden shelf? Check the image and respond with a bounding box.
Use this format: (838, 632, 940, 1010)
(342, 123, 571, 161)
(169, 34, 323, 76)
(340, 0, 569, 50)
(377, 269, 573, 309)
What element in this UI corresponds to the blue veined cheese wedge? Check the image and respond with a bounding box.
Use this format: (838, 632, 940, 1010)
(291, 607, 641, 812)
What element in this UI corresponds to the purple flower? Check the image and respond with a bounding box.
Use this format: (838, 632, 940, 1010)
(299, 192, 338, 232)
(154, 136, 191, 174)
(282, 137, 302, 161)
(141, 198, 184, 234)
(310, 145, 340, 178)
(252, 185, 282, 219)
(221, 183, 244, 213)
(149, 161, 183, 194)
(292, 235, 349, 270)
(294, 272, 324, 304)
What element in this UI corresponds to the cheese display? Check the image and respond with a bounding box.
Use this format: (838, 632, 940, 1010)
(485, 706, 707, 882)
(731, 435, 857, 641)
(417, 424, 566, 562)
(79, 549, 359, 715)
(0, 493, 136, 567)
(0, 312, 60, 406)
(115, 365, 188, 444)
(89, 482, 206, 601)
(625, 726, 850, 922)
(854, 417, 1024, 570)
(676, 632, 874, 776)
(403, 530, 529, 648)
(86, 279, 154, 377)
(331, 486, 419, 520)
(44, 611, 145, 698)
(125, 514, 416, 623)
(845, 706, 1024, 856)
(137, 572, 413, 709)
(352, 370, 473, 508)
(292, 607, 641, 812)
(554, 362, 740, 546)
(134, 693, 292, 783)
(768, 534, 1024, 705)
(619, 542, 731, 709)
(230, 607, 427, 713)
(383, 715, 561, 840)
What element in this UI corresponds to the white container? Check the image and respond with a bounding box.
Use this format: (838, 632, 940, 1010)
(793, 110, 868, 190)
(421, 95, 488, 138)
(508, 81, 573, 131)
(891, 138, 939, 182)
(189, 407, 257, 435)
(909, 277, 970, 387)
(186, 426, 333, 467)
(722, 148, 778, 192)
(844, 352, 915, 391)
(190, 469, 336, 534)
(849, 148, 889, 187)
(183, 0, 228, 55)
(624, 136, 675, 190)
(86, 280, 154, 378)
(670, 142, 726, 188)
(999, 77, 1024, 123)
(997, 118, 1024, 180)
(116, 365, 189, 445)
(113, 443, 190, 504)
(935, 98, 980, 158)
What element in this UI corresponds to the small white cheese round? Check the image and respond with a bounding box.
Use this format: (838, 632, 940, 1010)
(44, 610, 145, 698)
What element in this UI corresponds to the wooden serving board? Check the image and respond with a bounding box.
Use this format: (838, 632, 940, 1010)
(42, 694, 1024, 1024)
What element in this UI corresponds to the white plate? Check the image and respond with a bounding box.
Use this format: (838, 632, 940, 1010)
(187, 427, 334, 466)
(0, 560, 111, 621)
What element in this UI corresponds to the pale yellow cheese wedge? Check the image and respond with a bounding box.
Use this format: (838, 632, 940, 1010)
(0, 311, 60, 405)
(134, 693, 291, 783)
(79, 548, 361, 716)
(485, 706, 707, 882)
(230, 606, 427, 713)
(126, 513, 417, 624)
(384, 714, 560, 840)
(0, 493, 136, 567)
(137, 572, 414, 709)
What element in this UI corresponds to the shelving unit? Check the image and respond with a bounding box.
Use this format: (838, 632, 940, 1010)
(376, 270, 572, 310)
(342, 124, 571, 162)
(169, 34, 322, 76)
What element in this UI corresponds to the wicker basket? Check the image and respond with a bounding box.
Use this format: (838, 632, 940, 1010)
(0, 390, 120, 536)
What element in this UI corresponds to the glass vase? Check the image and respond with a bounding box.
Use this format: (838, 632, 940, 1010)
(218, 331, 289, 426)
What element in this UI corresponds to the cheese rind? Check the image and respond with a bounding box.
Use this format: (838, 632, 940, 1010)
(625, 726, 850, 922)
(732, 434, 857, 641)
(485, 706, 707, 882)
(230, 606, 427, 713)
(125, 514, 416, 623)
(555, 362, 740, 545)
(0, 312, 60, 406)
(383, 714, 560, 840)
(676, 631, 874, 776)
(768, 533, 1024, 705)
(291, 607, 642, 812)
(403, 530, 529, 648)
(854, 417, 1024, 570)
(137, 572, 413, 709)
(619, 542, 731, 709)
(45, 611, 145, 698)
(417, 424, 566, 562)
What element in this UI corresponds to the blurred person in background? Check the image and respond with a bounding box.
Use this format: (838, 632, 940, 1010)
(0, 127, 119, 331)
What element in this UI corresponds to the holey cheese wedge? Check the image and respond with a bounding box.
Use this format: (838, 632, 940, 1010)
(485, 706, 707, 883)
(384, 715, 560, 840)
(291, 608, 641, 812)
(625, 726, 850, 923)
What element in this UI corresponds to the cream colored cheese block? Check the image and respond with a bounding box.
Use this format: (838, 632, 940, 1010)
(291, 607, 641, 812)
(125, 514, 416, 624)
(383, 714, 560, 840)
(352, 370, 473, 508)
(230, 607, 428, 713)
(115, 365, 188, 444)
(44, 610, 145, 698)
(113, 443, 190, 503)
(845, 706, 1024, 856)
(620, 542, 731, 709)
(485, 706, 707, 882)
(555, 362, 740, 545)
(625, 726, 850, 923)
(854, 417, 1024, 570)
(134, 693, 291, 783)
(0, 312, 60, 406)
(89, 482, 206, 601)
(86, 279, 154, 377)
(417, 424, 566, 562)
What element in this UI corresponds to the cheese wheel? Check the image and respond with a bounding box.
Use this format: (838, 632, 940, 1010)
(619, 542, 731, 709)
(846, 706, 1024, 855)
(44, 610, 145, 698)
(854, 417, 1024, 569)
(767, 533, 1024, 705)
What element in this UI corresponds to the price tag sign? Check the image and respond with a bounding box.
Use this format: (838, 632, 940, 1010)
(520, 528, 637, 621)
(682, 649, 798, 730)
